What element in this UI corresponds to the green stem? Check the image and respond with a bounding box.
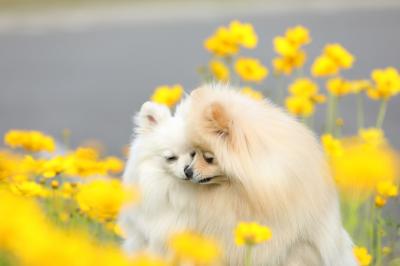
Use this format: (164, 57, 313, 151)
(356, 93, 365, 130)
(274, 74, 285, 106)
(375, 100, 388, 129)
(326, 94, 338, 134)
(245, 245, 253, 266)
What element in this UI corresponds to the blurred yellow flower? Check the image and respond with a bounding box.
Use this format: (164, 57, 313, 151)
(274, 36, 298, 57)
(272, 50, 306, 76)
(234, 222, 272, 246)
(151, 84, 184, 107)
(289, 78, 325, 102)
(234, 57, 268, 82)
(321, 134, 343, 158)
(367, 67, 400, 101)
(375, 195, 386, 208)
(9, 181, 48, 198)
(209, 60, 230, 82)
(76, 178, 137, 222)
(329, 135, 399, 195)
(351, 80, 371, 94)
(229, 20, 258, 49)
(169, 231, 221, 265)
(311, 44, 354, 77)
(377, 181, 398, 198)
(311, 55, 339, 77)
(326, 77, 352, 96)
(353, 246, 372, 266)
(240, 87, 264, 100)
(285, 96, 314, 117)
(285, 25, 311, 47)
(359, 128, 385, 147)
(324, 43, 355, 69)
(204, 26, 239, 57)
(4, 130, 55, 153)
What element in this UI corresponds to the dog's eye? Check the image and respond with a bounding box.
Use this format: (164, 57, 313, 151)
(190, 151, 196, 158)
(166, 155, 178, 162)
(203, 153, 214, 164)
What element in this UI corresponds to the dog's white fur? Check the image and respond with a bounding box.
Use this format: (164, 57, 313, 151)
(119, 84, 357, 266)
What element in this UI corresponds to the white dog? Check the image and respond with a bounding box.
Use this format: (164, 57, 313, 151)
(119, 84, 357, 266)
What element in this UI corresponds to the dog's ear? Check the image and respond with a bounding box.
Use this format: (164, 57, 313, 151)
(134, 101, 171, 134)
(204, 102, 231, 136)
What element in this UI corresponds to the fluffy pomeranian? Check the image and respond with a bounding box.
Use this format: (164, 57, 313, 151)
(176, 84, 357, 265)
(118, 101, 202, 254)
(119, 85, 356, 265)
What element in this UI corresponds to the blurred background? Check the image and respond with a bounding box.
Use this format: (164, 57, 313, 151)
(0, 0, 399, 155)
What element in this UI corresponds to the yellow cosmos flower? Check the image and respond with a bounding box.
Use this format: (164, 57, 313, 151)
(351, 80, 372, 94)
(234, 222, 272, 246)
(329, 135, 399, 196)
(359, 128, 385, 147)
(285, 25, 311, 47)
(9, 181, 48, 198)
(4, 130, 55, 153)
(76, 178, 138, 222)
(289, 78, 324, 101)
(204, 26, 239, 57)
(326, 77, 352, 96)
(367, 67, 400, 101)
(273, 36, 298, 57)
(234, 57, 268, 82)
(272, 50, 306, 76)
(240, 87, 264, 100)
(151, 84, 184, 107)
(311, 55, 339, 77)
(285, 96, 314, 117)
(375, 195, 387, 207)
(169, 231, 221, 265)
(321, 134, 344, 157)
(311, 44, 354, 77)
(229, 20, 258, 49)
(209, 60, 230, 82)
(377, 181, 398, 198)
(353, 246, 372, 266)
(324, 43, 355, 69)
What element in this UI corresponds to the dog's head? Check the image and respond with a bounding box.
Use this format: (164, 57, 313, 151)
(134, 101, 194, 181)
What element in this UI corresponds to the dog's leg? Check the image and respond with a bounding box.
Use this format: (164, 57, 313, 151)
(283, 242, 323, 266)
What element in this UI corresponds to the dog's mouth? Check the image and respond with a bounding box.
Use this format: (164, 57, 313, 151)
(194, 176, 220, 185)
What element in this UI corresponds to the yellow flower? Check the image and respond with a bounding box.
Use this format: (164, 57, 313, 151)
(151, 84, 184, 107)
(234, 57, 268, 82)
(353, 246, 372, 266)
(329, 135, 399, 196)
(272, 50, 306, 76)
(359, 128, 385, 147)
(311, 55, 339, 77)
(321, 134, 343, 157)
(169, 231, 221, 265)
(375, 195, 387, 207)
(367, 67, 400, 100)
(204, 26, 239, 57)
(326, 77, 352, 96)
(209, 60, 230, 82)
(377, 181, 398, 198)
(234, 222, 272, 246)
(4, 130, 55, 153)
(285, 96, 314, 117)
(289, 78, 320, 98)
(285, 25, 311, 47)
(351, 80, 371, 93)
(311, 44, 354, 77)
(102, 156, 124, 174)
(324, 43, 355, 69)
(9, 181, 48, 198)
(240, 87, 264, 100)
(76, 178, 138, 222)
(273, 36, 298, 57)
(229, 20, 258, 49)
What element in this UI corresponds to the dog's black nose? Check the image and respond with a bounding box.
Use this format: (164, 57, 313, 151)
(184, 165, 193, 178)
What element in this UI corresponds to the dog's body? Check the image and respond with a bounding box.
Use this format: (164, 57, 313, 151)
(119, 85, 357, 265)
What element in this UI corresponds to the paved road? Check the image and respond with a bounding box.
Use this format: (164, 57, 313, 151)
(0, 5, 399, 155)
